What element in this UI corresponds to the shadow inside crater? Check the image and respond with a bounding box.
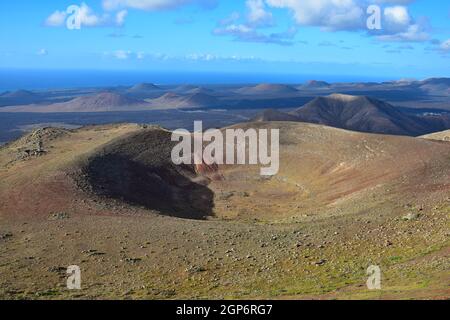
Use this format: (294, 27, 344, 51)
(81, 129, 215, 220)
(84, 154, 214, 220)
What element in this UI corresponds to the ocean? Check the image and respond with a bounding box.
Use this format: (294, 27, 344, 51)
(0, 69, 394, 144)
(0, 69, 390, 92)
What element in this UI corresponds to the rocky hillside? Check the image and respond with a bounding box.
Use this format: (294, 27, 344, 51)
(254, 94, 450, 136)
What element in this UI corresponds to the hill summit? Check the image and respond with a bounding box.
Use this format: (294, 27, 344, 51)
(254, 94, 450, 136)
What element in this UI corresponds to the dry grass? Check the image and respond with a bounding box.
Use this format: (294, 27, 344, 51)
(0, 122, 448, 300)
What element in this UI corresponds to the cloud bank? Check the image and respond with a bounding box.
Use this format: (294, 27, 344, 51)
(102, 0, 218, 11)
(45, 2, 128, 28)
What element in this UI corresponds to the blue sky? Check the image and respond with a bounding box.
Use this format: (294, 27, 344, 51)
(0, 0, 449, 80)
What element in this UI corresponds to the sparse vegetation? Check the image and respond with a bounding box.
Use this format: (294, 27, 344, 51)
(0, 123, 448, 300)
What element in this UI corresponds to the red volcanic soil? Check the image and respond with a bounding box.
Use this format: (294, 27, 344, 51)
(0, 122, 448, 300)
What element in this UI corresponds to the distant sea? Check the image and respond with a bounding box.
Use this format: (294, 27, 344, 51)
(0, 69, 391, 145)
(0, 69, 390, 92)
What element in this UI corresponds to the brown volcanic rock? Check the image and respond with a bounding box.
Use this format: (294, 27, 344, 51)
(212, 121, 450, 221)
(290, 94, 426, 135)
(150, 92, 184, 108)
(186, 87, 215, 95)
(2, 121, 449, 221)
(301, 80, 330, 89)
(1, 90, 37, 99)
(421, 129, 450, 141)
(76, 128, 216, 219)
(128, 83, 161, 92)
(182, 92, 218, 106)
(195, 162, 223, 181)
(418, 78, 450, 93)
(0, 92, 148, 112)
(237, 83, 298, 95)
(150, 92, 218, 109)
(254, 94, 450, 136)
(0, 122, 449, 299)
(68, 92, 145, 110)
(0, 90, 42, 107)
(53, 92, 146, 112)
(126, 83, 163, 98)
(252, 109, 299, 122)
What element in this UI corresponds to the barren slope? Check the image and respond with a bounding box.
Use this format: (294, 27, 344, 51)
(0, 92, 149, 112)
(254, 94, 450, 136)
(421, 130, 450, 142)
(0, 122, 448, 300)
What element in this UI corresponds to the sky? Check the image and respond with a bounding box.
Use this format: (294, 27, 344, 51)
(0, 0, 449, 80)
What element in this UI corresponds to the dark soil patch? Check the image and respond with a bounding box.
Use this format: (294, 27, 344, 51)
(78, 129, 215, 220)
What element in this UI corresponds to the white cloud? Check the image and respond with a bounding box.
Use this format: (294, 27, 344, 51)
(377, 5, 429, 42)
(384, 6, 410, 25)
(186, 53, 217, 61)
(104, 50, 150, 60)
(185, 53, 258, 62)
(264, 0, 429, 42)
(105, 51, 258, 62)
(373, 0, 415, 4)
(213, 23, 296, 46)
(37, 49, 48, 56)
(219, 12, 240, 26)
(377, 23, 429, 42)
(214, 0, 295, 45)
(45, 10, 67, 27)
(114, 50, 132, 59)
(116, 10, 128, 26)
(247, 0, 273, 27)
(215, 24, 254, 35)
(102, 0, 217, 11)
(76, 3, 104, 27)
(440, 39, 450, 52)
(265, 0, 365, 31)
(44, 3, 127, 28)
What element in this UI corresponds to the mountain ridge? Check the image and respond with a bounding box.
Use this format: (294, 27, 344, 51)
(254, 93, 450, 136)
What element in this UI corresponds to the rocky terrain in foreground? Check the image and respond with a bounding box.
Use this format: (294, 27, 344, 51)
(0, 123, 448, 299)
